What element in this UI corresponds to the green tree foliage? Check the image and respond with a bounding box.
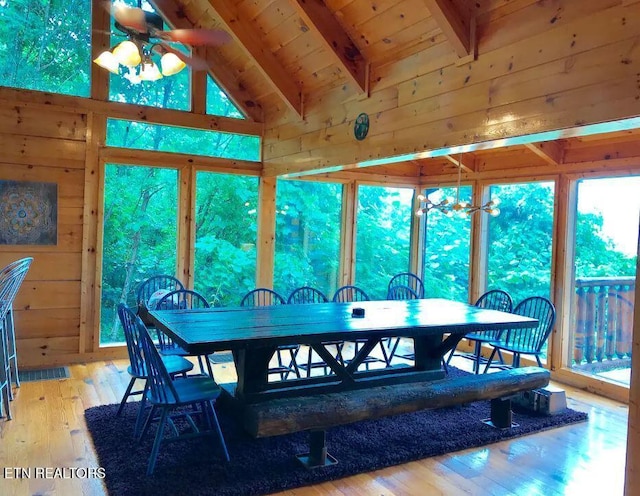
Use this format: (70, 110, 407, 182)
(101, 165, 178, 343)
(422, 186, 472, 301)
(0, 0, 91, 96)
(356, 186, 413, 299)
(193, 172, 259, 306)
(274, 180, 342, 298)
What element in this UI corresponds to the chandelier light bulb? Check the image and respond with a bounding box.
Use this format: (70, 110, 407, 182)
(113, 40, 142, 67)
(93, 51, 120, 74)
(160, 52, 187, 76)
(139, 61, 163, 81)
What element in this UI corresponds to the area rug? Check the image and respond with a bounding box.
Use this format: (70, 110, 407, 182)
(85, 371, 587, 496)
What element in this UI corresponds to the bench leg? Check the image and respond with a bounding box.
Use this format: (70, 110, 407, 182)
(482, 397, 518, 429)
(296, 430, 338, 469)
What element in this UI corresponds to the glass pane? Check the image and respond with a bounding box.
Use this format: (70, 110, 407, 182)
(486, 181, 555, 304)
(422, 186, 472, 301)
(0, 0, 91, 96)
(274, 181, 342, 299)
(107, 0, 190, 110)
(569, 176, 639, 386)
(356, 186, 414, 300)
(106, 119, 260, 161)
(207, 76, 244, 118)
(194, 172, 259, 306)
(100, 164, 178, 345)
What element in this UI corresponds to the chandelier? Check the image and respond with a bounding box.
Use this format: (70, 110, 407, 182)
(415, 154, 500, 217)
(94, 39, 186, 83)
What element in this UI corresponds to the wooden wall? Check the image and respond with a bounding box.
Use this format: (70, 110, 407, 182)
(0, 105, 90, 368)
(262, 0, 640, 176)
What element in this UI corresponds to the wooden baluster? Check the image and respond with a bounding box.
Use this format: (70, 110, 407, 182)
(584, 287, 596, 363)
(605, 287, 617, 361)
(573, 286, 585, 365)
(595, 286, 607, 363)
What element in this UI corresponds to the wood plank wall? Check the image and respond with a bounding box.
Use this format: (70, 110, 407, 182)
(262, 0, 640, 176)
(0, 105, 88, 367)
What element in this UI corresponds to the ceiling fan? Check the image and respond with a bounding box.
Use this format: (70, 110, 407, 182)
(94, 2, 232, 82)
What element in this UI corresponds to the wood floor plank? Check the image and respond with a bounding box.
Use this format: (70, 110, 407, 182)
(0, 359, 628, 496)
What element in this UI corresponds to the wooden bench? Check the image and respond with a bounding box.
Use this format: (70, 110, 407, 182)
(239, 367, 550, 468)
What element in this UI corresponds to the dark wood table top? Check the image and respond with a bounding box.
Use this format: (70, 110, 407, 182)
(148, 298, 537, 355)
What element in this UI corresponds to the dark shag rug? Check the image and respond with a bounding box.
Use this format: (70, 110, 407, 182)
(85, 372, 587, 496)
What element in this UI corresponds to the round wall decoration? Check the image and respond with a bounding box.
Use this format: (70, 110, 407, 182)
(354, 113, 370, 141)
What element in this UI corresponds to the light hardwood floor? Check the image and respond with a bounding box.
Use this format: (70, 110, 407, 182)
(0, 358, 629, 496)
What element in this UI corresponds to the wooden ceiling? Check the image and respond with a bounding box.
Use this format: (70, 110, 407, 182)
(154, 0, 488, 121)
(149, 0, 640, 180)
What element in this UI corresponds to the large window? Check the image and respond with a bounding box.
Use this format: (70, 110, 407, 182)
(486, 181, 555, 305)
(422, 186, 472, 302)
(0, 0, 91, 96)
(100, 164, 179, 345)
(569, 176, 639, 385)
(107, 119, 260, 161)
(274, 180, 342, 299)
(193, 172, 259, 306)
(207, 77, 244, 118)
(356, 185, 414, 299)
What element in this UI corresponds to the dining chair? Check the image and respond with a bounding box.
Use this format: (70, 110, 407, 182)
(332, 285, 390, 368)
(154, 289, 214, 377)
(240, 288, 300, 380)
(116, 304, 193, 437)
(136, 317, 230, 475)
(386, 284, 420, 365)
(287, 286, 343, 377)
(287, 286, 329, 304)
(388, 272, 425, 299)
(484, 296, 556, 371)
(135, 274, 184, 321)
(447, 289, 513, 373)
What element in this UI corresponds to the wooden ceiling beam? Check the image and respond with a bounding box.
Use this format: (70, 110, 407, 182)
(150, 0, 263, 122)
(423, 0, 475, 59)
(525, 141, 565, 166)
(444, 154, 475, 173)
(288, 0, 369, 94)
(206, 0, 304, 118)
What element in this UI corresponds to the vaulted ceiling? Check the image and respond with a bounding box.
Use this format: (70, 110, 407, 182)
(152, 0, 482, 122)
(146, 1, 640, 180)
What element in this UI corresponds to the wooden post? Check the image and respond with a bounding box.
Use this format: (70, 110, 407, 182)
(339, 181, 356, 286)
(256, 177, 276, 288)
(624, 220, 640, 494)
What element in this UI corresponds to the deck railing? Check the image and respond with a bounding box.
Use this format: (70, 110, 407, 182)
(572, 277, 635, 366)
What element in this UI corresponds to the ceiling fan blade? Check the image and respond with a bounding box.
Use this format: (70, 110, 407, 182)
(112, 3, 148, 33)
(154, 42, 210, 71)
(159, 29, 232, 47)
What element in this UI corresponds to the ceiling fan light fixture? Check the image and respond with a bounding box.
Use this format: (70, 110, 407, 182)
(139, 61, 163, 81)
(113, 40, 142, 67)
(160, 52, 186, 76)
(124, 68, 142, 85)
(93, 51, 120, 74)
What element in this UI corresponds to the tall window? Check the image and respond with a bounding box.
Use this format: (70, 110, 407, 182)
(486, 181, 555, 304)
(100, 164, 179, 345)
(194, 172, 259, 306)
(422, 186, 472, 301)
(569, 176, 639, 385)
(356, 185, 414, 299)
(0, 0, 91, 96)
(274, 180, 342, 299)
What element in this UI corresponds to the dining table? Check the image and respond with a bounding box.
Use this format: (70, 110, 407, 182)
(147, 298, 538, 405)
